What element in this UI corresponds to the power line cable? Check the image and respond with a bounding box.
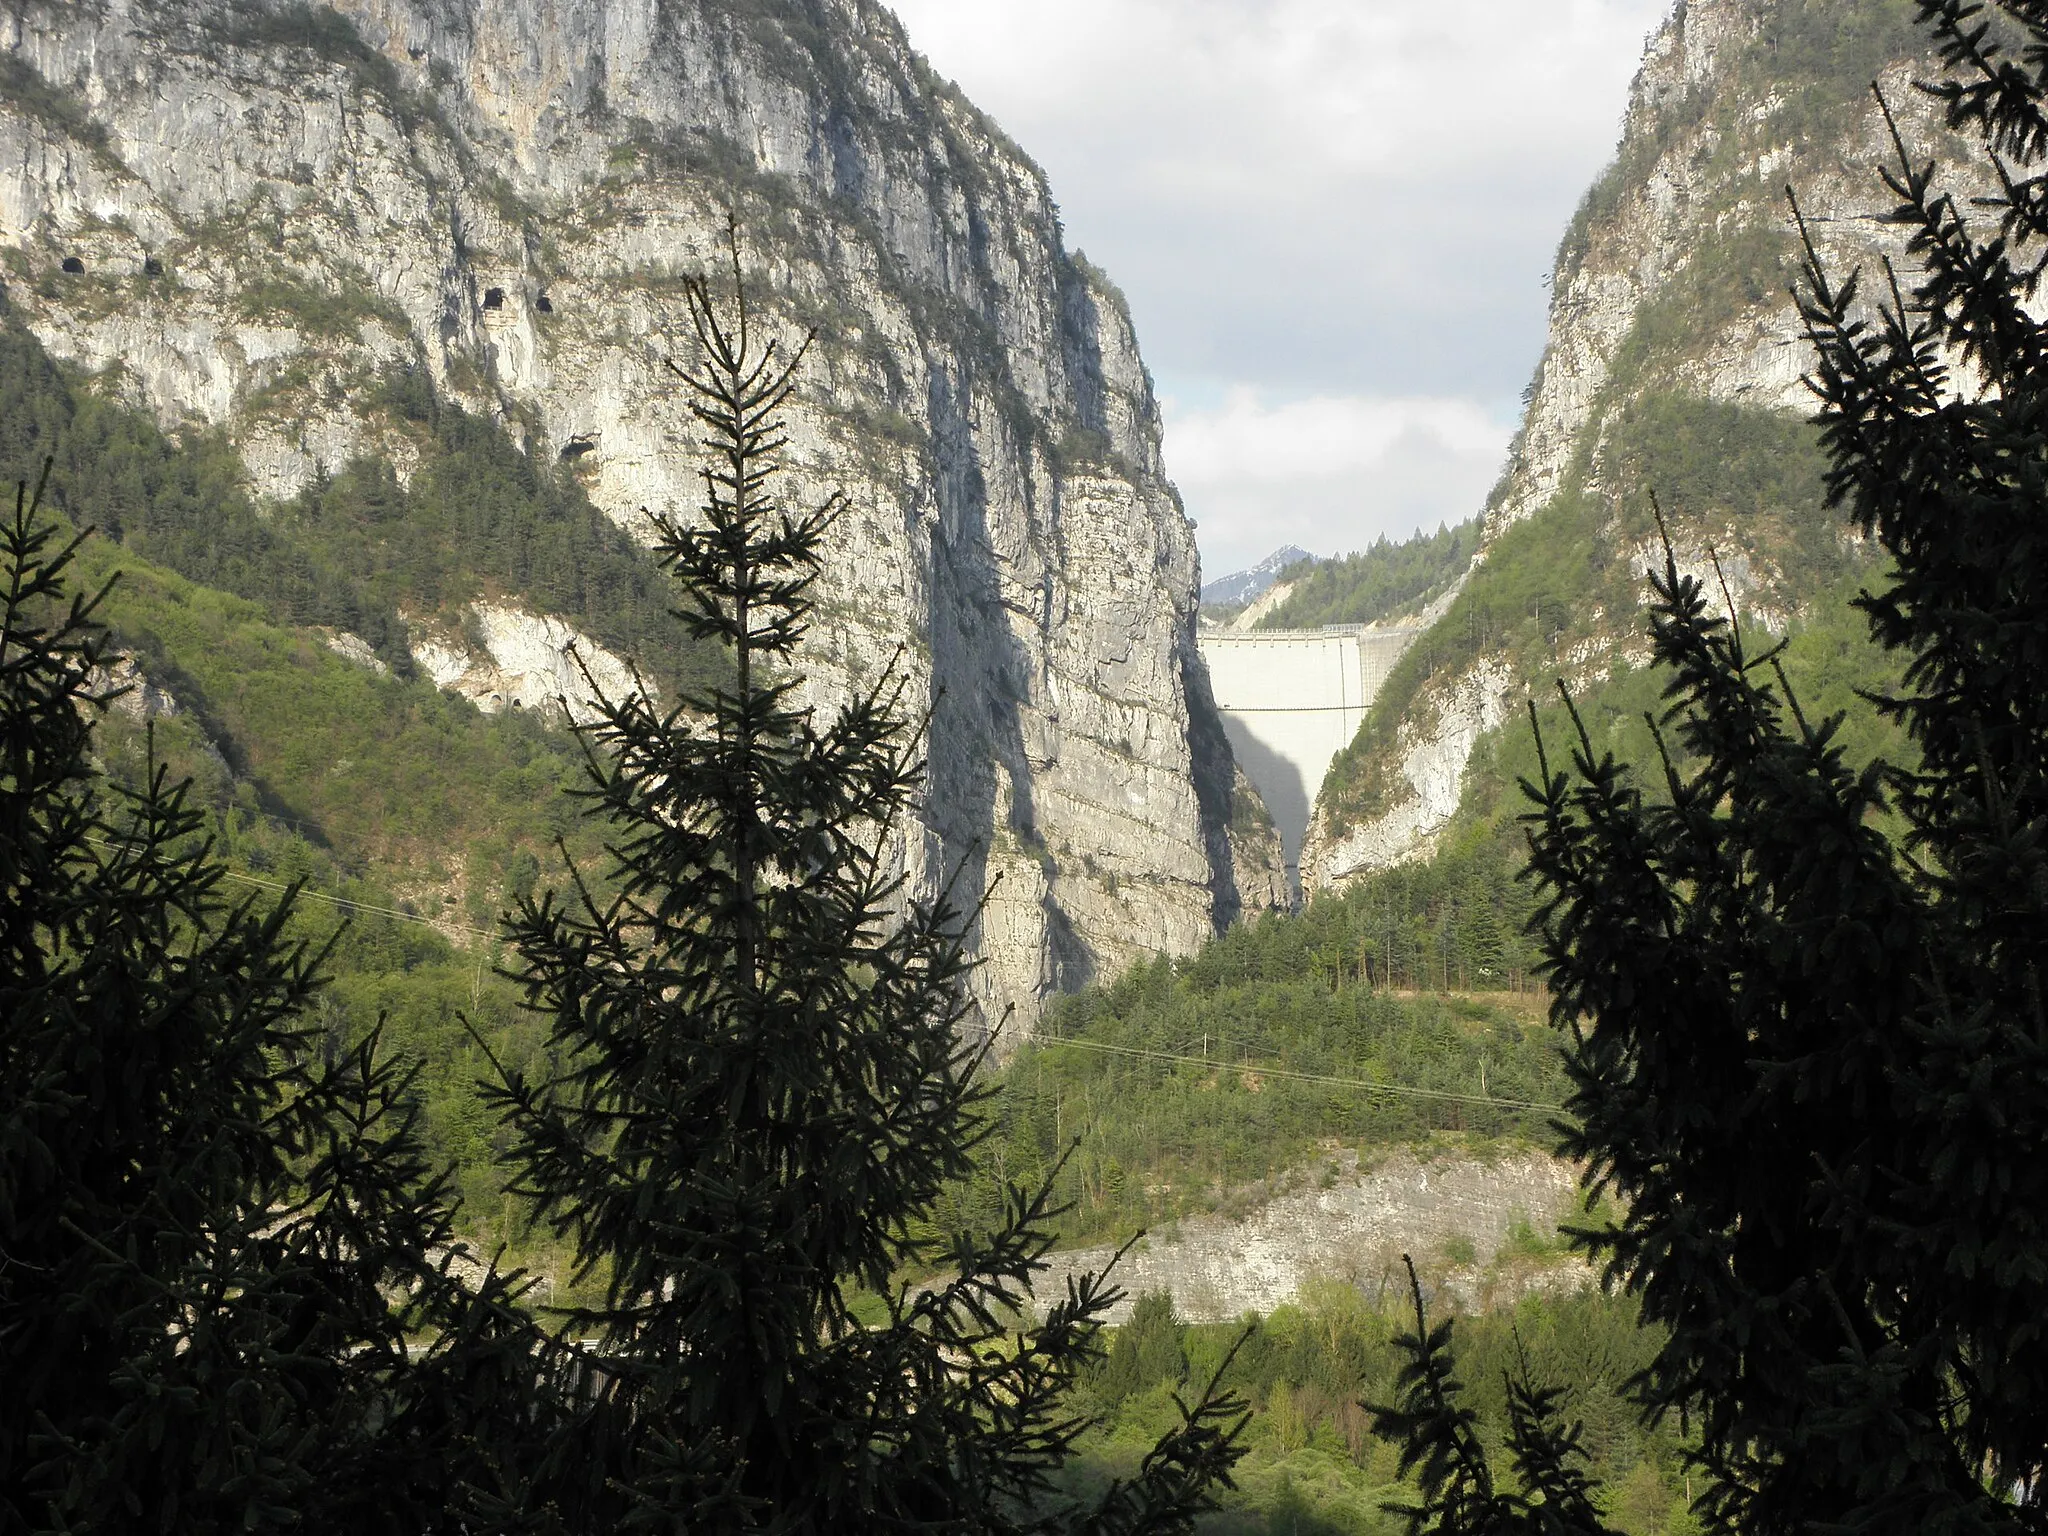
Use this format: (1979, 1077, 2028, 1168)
(212, 864, 501, 942)
(84, 833, 502, 943)
(88, 830, 1556, 1112)
(1027, 1032, 1563, 1113)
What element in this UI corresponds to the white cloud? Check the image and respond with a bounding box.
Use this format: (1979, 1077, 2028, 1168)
(884, 0, 1669, 572)
(1162, 391, 1514, 579)
(894, 0, 1662, 181)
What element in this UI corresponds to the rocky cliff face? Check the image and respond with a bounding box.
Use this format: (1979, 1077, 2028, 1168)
(1041, 1147, 1588, 1323)
(0, 0, 1270, 1025)
(1490, 0, 1939, 537)
(1305, 0, 1959, 888)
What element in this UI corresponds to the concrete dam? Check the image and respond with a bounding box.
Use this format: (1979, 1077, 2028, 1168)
(1198, 625, 1422, 887)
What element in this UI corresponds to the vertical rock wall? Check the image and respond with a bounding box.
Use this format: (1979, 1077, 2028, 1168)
(1304, 0, 1966, 888)
(0, 0, 1276, 1026)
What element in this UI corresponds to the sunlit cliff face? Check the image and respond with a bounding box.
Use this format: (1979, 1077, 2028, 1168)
(0, 0, 1287, 1028)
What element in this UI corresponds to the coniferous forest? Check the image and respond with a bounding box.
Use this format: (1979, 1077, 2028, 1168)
(8, 1, 2048, 1533)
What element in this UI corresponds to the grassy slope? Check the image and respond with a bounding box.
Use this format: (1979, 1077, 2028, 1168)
(67, 528, 586, 1222)
(71, 532, 591, 891)
(0, 311, 723, 1258)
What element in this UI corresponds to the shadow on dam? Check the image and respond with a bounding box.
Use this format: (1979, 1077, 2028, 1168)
(1197, 625, 1422, 897)
(1218, 717, 1309, 884)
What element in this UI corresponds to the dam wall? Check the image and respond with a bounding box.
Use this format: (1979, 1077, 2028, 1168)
(1198, 625, 1420, 888)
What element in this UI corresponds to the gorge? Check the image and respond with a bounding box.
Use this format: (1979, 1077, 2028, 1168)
(7, 2, 2004, 1527)
(1303, 0, 1972, 889)
(0, 0, 1282, 1031)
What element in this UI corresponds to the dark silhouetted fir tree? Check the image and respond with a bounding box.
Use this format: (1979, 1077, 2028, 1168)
(483, 245, 1245, 1532)
(1367, 1258, 1617, 1536)
(1370, 4, 2048, 1531)
(0, 472, 550, 1532)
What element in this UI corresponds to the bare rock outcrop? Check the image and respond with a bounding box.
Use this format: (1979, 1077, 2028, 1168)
(1038, 1146, 1590, 1323)
(0, 0, 1267, 1025)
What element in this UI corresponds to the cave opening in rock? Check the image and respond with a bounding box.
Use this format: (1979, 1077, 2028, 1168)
(535, 291, 554, 312)
(60, 256, 84, 274)
(143, 256, 163, 277)
(483, 286, 504, 310)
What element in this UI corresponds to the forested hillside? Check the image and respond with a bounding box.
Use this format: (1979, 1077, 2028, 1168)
(0, 313, 661, 1250)
(946, 868, 1560, 1252)
(1303, 0, 1937, 890)
(0, 316, 721, 697)
(1255, 520, 1479, 631)
(1066, 1287, 1695, 1535)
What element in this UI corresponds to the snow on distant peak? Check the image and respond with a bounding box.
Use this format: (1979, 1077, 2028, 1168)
(1200, 546, 1313, 607)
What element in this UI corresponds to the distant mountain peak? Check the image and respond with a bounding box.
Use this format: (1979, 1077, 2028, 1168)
(1201, 546, 1312, 607)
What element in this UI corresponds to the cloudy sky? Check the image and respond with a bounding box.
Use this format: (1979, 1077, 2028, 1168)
(885, 0, 1672, 579)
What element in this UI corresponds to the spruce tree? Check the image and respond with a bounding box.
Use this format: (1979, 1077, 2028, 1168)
(1366, 1260, 1616, 1536)
(484, 248, 1245, 1531)
(1505, 3, 2048, 1529)
(1366, 5, 2048, 1529)
(0, 473, 547, 1532)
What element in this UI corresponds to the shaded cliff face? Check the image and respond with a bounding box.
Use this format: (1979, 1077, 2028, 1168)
(1305, 0, 1955, 888)
(0, 0, 1260, 1024)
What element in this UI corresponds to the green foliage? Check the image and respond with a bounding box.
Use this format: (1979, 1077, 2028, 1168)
(60, 532, 588, 866)
(0, 314, 720, 694)
(482, 256, 1245, 1529)
(0, 487, 544, 1530)
(1599, 394, 1839, 567)
(1367, 1262, 1617, 1536)
(1749, 0, 1924, 143)
(1094, 1293, 1192, 1411)
(290, 374, 722, 692)
(1069, 1286, 1688, 1536)
(1320, 823, 1546, 994)
(1754, 0, 1923, 80)
(0, 321, 339, 632)
(0, 299, 716, 1270)
(1493, 9, 2048, 1521)
(0, 469, 629, 1260)
(1056, 423, 1122, 472)
(1258, 521, 1479, 632)
(945, 909, 1566, 1247)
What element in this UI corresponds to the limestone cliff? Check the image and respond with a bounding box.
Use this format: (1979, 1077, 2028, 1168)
(0, 0, 1259, 1025)
(1490, 0, 1940, 536)
(1305, 0, 1961, 888)
(1041, 1147, 1589, 1324)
